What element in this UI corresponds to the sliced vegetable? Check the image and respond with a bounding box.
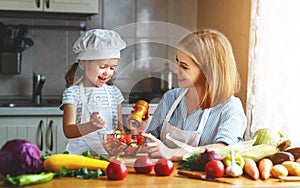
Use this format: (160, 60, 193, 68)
(43, 154, 109, 172)
(258, 158, 273, 180)
(243, 158, 259, 180)
(2, 172, 54, 186)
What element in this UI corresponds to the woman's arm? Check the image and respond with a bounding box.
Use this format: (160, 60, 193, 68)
(62, 104, 105, 138)
(143, 133, 227, 161)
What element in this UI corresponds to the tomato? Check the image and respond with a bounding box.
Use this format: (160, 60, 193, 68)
(134, 156, 154, 174)
(118, 134, 131, 144)
(205, 159, 225, 178)
(154, 158, 174, 176)
(106, 161, 128, 180)
(137, 132, 146, 145)
(124, 144, 138, 156)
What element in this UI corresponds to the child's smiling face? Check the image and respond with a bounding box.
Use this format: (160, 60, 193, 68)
(81, 58, 119, 87)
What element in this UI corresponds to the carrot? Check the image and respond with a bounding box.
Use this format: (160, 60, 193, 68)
(243, 158, 259, 180)
(258, 158, 273, 180)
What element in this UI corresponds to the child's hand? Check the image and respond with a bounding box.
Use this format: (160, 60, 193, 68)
(90, 112, 105, 129)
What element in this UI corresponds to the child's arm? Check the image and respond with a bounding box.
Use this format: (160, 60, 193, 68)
(62, 104, 105, 138)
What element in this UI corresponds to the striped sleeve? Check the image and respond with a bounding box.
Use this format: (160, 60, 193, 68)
(112, 86, 124, 105)
(62, 86, 78, 106)
(212, 98, 247, 145)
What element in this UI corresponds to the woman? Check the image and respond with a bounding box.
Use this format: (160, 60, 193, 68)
(128, 29, 247, 161)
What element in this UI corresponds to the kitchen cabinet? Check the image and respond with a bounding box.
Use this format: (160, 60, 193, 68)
(0, 0, 98, 14)
(0, 116, 68, 154)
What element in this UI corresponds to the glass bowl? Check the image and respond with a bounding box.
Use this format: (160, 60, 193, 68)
(100, 132, 146, 158)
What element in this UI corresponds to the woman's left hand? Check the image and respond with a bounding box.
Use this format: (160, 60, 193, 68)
(142, 133, 183, 161)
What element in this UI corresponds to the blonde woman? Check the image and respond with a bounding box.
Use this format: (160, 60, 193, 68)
(132, 29, 247, 161)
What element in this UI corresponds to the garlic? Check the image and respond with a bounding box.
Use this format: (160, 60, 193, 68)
(225, 150, 243, 177)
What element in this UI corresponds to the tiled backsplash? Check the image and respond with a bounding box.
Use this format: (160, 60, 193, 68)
(0, 0, 198, 100)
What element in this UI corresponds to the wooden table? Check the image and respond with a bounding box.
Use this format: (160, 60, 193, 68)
(1, 162, 300, 188)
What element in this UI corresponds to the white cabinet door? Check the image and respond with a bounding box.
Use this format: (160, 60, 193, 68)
(0, 0, 98, 14)
(52, 116, 69, 154)
(45, 0, 98, 14)
(0, 0, 42, 12)
(0, 116, 67, 154)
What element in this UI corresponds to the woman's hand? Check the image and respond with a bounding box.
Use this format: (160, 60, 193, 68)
(142, 133, 185, 161)
(90, 112, 105, 129)
(126, 104, 150, 134)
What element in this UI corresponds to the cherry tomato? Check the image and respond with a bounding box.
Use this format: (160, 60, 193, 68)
(134, 156, 154, 174)
(124, 144, 138, 156)
(137, 132, 146, 145)
(205, 159, 225, 178)
(154, 158, 174, 176)
(106, 161, 128, 180)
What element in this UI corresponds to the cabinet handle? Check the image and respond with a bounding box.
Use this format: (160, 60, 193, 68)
(35, 0, 40, 8)
(38, 120, 44, 151)
(48, 120, 54, 151)
(45, 0, 50, 9)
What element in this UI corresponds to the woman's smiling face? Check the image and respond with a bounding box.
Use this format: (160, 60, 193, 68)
(174, 50, 204, 89)
(81, 58, 119, 87)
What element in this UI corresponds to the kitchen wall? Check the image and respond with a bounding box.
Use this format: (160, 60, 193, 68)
(0, 0, 198, 102)
(197, 0, 251, 109)
(0, 0, 250, 109)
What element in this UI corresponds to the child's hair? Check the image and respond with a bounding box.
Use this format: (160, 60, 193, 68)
(64, 61, 113, 88)
(64, 63, 80, 88)
(178, 29, 241, 109)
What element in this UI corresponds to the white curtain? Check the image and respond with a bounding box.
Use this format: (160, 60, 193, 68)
(247, 0, 300, 146)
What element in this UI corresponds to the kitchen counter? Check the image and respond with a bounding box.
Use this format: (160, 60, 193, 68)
(1, 162, 300, 188)
(0, 106, 63, 116)
(0, 104, 158, 116)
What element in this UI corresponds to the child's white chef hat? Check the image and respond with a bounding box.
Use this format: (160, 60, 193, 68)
(73, 29, 126, 61)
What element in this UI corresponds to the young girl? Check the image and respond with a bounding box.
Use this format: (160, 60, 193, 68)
(128, 29, 247, 161)
(61, 29, 126, 154)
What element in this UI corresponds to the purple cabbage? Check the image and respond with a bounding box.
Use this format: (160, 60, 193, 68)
(0, 139, 42, 176)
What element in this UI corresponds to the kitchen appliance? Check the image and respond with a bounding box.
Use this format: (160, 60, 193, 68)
(33, 73, 46, 104)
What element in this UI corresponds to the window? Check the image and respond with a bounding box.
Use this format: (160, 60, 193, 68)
(246, 0, 300, 145)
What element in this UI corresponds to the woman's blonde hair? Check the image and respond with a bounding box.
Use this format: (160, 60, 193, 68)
(178, 29, 241, 109)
